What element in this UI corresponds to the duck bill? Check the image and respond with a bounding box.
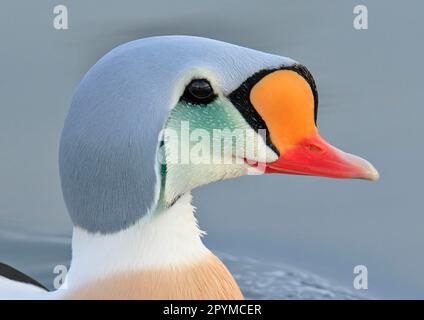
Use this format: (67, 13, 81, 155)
(265, 134, 379, 181)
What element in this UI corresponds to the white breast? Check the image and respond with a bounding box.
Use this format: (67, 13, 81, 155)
(61, 193, 211, 292)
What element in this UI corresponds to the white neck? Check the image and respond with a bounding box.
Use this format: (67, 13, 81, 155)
(60, 193, 210, 291)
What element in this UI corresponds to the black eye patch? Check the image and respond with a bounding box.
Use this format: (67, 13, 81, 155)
(180, 79, 217, 105)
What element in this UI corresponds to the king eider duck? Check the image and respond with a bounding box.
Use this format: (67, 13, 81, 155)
(0, 36, 379, 299)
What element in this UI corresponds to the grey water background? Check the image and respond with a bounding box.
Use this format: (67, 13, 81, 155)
(0, 0, 423, 298)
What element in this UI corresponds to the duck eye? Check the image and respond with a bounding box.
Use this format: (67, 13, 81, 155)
(181, 79, 216, 104)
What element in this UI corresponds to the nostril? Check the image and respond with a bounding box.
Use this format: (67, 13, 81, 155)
(305, 143, 323, 154)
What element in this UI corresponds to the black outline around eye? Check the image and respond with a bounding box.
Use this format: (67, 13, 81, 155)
(180, 79, 217, 105)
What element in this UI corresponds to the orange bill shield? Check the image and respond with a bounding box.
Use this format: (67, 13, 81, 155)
(249, 69, 379, 181)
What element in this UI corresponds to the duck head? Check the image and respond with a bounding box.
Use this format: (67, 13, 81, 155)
(59, 36, 378, 234)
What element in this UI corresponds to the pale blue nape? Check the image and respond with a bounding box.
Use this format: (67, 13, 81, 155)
(59, 35, 296, 234)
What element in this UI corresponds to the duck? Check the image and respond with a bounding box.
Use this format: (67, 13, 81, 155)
(0, 35, 379, 299)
